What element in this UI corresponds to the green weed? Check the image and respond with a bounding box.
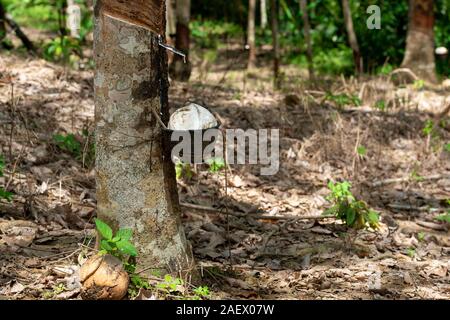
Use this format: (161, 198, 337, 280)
(324, 181, 380, 230)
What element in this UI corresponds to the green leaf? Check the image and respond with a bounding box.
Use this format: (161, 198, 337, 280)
(367, 211, 380, 223)
(116, 240, 138, 257)
(367, 210, 380, 229)
(116, 228, 133, 241)
(357, 146, 367, 156)
(207, 157, 225, 173)
(95, 218, 113, 240)
(435, 214, 450, 223)
(111, 236, 121, 243)
(100, 240, 113, 252)
(0, 189, 13, 202)
(346, 209, 356, 226)
(445, 143, 450, 153)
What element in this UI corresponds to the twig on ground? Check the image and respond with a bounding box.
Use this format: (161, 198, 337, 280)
(371, 174, 450, 187)
(180, 202, 334, 221)
(415, 220, 448, 232)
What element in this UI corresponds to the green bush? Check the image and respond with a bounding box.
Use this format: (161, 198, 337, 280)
(190, 20, 243, 49)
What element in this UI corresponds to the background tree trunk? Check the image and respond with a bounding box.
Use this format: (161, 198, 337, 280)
(271, 0, 280, 87)
(300, 0, 314, 79)
(166, 0, 176, 39)
(166, 0, 176, 64)
(401, 0, 437, 83)
(341, 0, 362, 74)
(247, 0, 257, 69)
(260, 0, 268, 29)
(170, 0, 192, 81)
(94, 0, 195, 277)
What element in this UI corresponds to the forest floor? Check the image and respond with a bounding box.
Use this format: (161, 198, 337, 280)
(0, 34, 449, 300)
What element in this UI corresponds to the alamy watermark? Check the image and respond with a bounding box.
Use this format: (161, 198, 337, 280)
(170, 129, 280, 176)
(367, 5, 381, 30)
(67, 3, 81, 38)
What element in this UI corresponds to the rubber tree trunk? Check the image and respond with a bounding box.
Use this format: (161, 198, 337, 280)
(169, 0, 192, 81)
(57, 1, 67, 36)
(94, 0, 195, 277)
(260, 0, 268, 29)
(271, 0, 280, 87)
(341, 0, 362, 74)
(401, 0, 437, 83)
(300, 0, 314, 79)
(247, 0, 256, 69)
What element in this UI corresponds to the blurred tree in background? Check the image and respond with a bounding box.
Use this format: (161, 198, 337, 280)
(0, 0, 448, 78)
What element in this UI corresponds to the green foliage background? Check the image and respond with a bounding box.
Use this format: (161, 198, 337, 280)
(2, 0, 450, 76)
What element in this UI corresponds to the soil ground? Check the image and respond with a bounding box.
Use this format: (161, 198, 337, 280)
(0, 33, 449, 300)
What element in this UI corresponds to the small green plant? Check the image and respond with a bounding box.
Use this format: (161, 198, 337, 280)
(357, 145, 367, 157)
(128, 274, 151, 299)
(43, 36, 81, 63)
(374, 100, 387, 111)
(232, 92, 242, 100)
(434, 199, 450, 224)
(53, 133, 82, 157)
(175, 161, 193, 180)
(192, 286, 210, 300)
(325, 93, 361, 108)
(324, 181, 380, 230)
(377, 64, 394, 76)
(444, 143, 450, 153)
(406, 247, 416, 258)
(417, 232, 426, 242)
(42, 283, 66, 299)
(410, 169, 424, 182)
(95, 218, 138, 258)
(422, 119, 436, 137)
(0, 155, 13, 202)
(53, 131, 95, 167)
(156, 274, 184, 294)
(206, 157, 225, 174)
(436, 214, 450, 223)
(413, 79, 425, 90)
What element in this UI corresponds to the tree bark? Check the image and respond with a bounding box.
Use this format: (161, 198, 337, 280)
(57, 1, 68, 37)
(271, 0, 280, 87)
(247, 0, 256, 69)
(401, 0, 437, 83)
(260, 0, 268, 29)
(94, 0, 195, 277)
(300, 0, 314, 79)
(341, 0, 362, 74)
(169, 0, 191, 81)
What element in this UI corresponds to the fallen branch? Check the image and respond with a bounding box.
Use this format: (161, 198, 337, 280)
(387, 204, 439, 212)
(180, 202, 334, 221)
(415, 220, 448, 232)
(5, 14, 36, 53)
(371, 174, 450, 188)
